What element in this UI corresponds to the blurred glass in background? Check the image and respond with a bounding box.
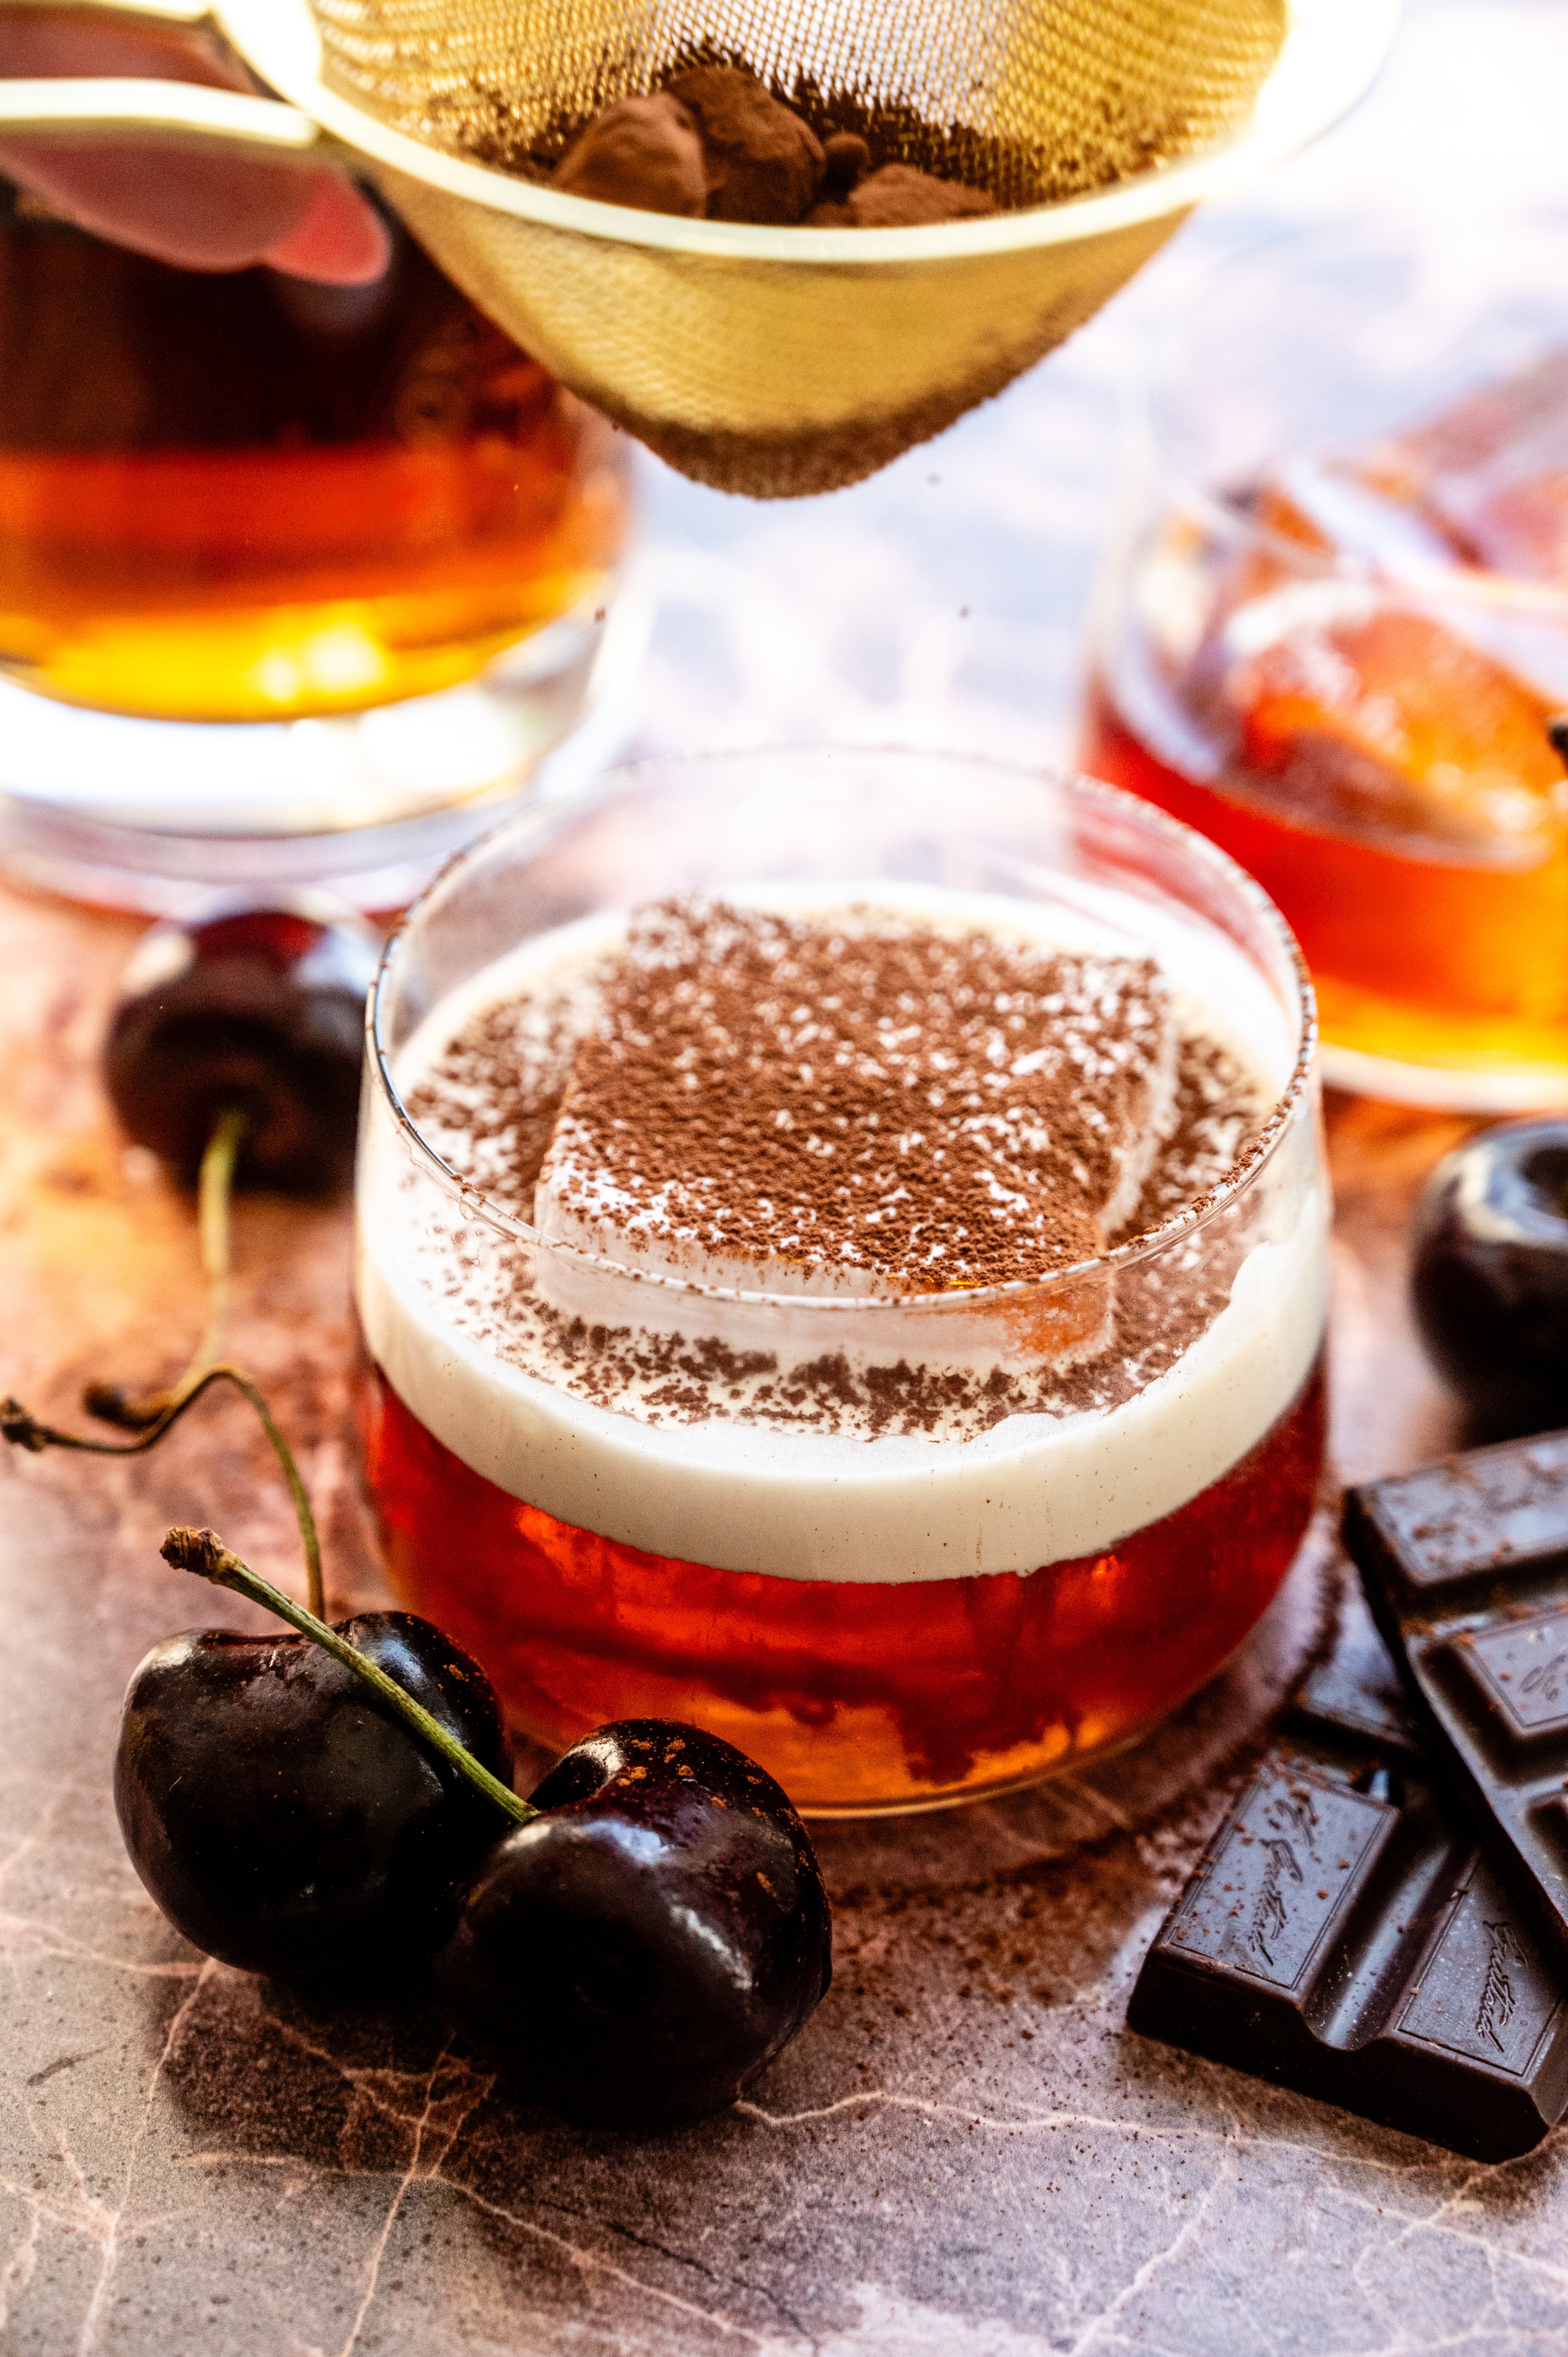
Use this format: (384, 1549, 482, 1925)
(0, 182, 637, 909)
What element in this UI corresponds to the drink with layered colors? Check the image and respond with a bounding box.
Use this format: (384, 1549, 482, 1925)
(355, 750, 1327, 1813)
(0, 179, 628, 723)
(1084, 220, 1568, 1109)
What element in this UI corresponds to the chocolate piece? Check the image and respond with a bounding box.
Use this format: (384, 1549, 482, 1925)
(1128, 1594, 1568, 2159)
(553, 77, 998, 230)
(553, 94, 708, 217)
(1344, 1430, 1568, 1968)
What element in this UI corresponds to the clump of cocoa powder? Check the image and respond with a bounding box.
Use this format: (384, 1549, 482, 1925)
(553, 64, 995, 228)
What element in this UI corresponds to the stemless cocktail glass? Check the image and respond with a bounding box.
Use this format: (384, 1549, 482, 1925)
(1084, 215, 1568, 1110)
(0, 177, 633, 910)
(355, 748, 1327, 1815)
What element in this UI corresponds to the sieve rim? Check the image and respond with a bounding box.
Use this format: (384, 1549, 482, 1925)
(224, 0, 1398, 270)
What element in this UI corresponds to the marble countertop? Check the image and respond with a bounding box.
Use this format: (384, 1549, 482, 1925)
(1, 896, 1547, 2357)
(7, 0, 1568, 2346)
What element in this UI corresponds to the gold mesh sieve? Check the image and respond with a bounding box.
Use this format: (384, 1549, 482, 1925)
(0, 0, 1399, 496)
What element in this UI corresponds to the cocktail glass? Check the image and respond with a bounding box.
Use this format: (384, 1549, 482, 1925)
(0, 179, 635, 910)
(1084, 214, 1568, 1110)
(356, 747, 1327, 1815)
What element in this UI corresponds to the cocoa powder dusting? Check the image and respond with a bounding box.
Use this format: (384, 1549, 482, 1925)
(539, 899, 1175, 1288)
(404, 899, 1269, 1442)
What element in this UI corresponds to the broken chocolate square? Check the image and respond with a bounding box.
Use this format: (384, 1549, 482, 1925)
(1128, 1591, 1568, 2159)
(1344, 1429, 1568, 1970)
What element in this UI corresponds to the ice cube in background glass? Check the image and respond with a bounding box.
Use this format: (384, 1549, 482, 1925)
(1253, 452, 1464, 577)
(1217, 597, 1563, 862)
(1185, 353, 1568, 856)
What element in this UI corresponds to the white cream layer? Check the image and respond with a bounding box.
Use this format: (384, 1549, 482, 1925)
(356, 883, 1326, 1586)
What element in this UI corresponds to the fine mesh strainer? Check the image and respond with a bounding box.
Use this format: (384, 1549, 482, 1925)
(0, 0, 1398, 496)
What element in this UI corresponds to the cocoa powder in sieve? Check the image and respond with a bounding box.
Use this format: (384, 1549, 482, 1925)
(552, 67, 994, 229)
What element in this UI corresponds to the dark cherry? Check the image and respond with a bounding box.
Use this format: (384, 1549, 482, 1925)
(104, 898, 379, 1193)
(115, 1611, 512, 1985)
(1411, 1119, 1568, 1437)
(434, 1721, 833, 2126)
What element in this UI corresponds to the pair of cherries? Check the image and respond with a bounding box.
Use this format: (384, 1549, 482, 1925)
(20, 900, 832, 2128)
(122, 1582, 830, 2128)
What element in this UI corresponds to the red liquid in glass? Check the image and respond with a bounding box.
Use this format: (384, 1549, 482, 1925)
(1082, 683, 1568, 1082)
(360, 1355, 1326, 1812)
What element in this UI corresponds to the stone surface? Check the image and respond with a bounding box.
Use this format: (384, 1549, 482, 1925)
(5, 1, 1568, 2342)
(5, 869, 1557, 2357)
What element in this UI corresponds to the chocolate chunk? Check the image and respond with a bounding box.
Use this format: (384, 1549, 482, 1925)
(554, 94, 708, 217)
(1344, 1430, 1568, 1970)
(555, 79, 996, 231)
(1128, 1592, 1568, 2159)
(664, 67, 825, 224)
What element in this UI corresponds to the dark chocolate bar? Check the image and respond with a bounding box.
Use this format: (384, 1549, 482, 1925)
(1344, 1429, 1568, 1974)
(1128, 1593, 1568, 2159)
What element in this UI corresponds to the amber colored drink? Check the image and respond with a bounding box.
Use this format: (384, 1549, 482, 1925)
(362, 1357, 1325, 1814)
(0, 182, 628, 722)
(355, 750, 1329, 1815)
(1082, 682, 1568, 1086)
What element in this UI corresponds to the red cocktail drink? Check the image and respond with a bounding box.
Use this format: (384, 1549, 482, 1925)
(363, 1352, 1324, 1812)
(356, 751, 1327, 1813)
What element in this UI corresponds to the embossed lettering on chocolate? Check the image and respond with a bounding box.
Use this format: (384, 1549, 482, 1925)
(1128, 1604, 1568, 2160)
(1345, 1431, 1568, 1970)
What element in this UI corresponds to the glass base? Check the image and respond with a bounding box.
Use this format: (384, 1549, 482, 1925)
(0, 579, 650, 914)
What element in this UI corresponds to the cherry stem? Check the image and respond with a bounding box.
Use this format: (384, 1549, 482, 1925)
(3, 1107, 326, 1619)
(85, 1106, 247, 1426)
(189, 1105, 247, 1388)
(162, 1524, 535, 1830)
(1, 1364, 326, 1622)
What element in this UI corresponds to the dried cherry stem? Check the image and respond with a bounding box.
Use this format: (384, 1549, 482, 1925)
(85, 1106, 249, 1428)
(1, 1363, 325, 1622)
(163, 1524, 534, 1829)
(2, 1108, 326, 1618)
(191, 1104, 247, 1385)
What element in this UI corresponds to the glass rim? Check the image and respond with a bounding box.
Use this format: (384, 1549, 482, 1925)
(366, 744, 1319, 1319)
(1142, 208, 1568, 621)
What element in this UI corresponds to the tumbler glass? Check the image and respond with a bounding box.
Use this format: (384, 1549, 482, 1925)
(355, 747, 1327, 1814)
(1084, 214, 1568, 1110)
(0, 179, 636, 910)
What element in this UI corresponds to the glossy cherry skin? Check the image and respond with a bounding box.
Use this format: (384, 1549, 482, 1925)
(104, 899, 379, 1193)
(434, 1721, 832, 2126)
(115, 1611, 512, 1985)
(1412, 1120, 1568, 1437)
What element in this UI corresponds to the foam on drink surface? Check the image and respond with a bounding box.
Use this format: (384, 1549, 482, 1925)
(357, 881, 1326, 1583)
